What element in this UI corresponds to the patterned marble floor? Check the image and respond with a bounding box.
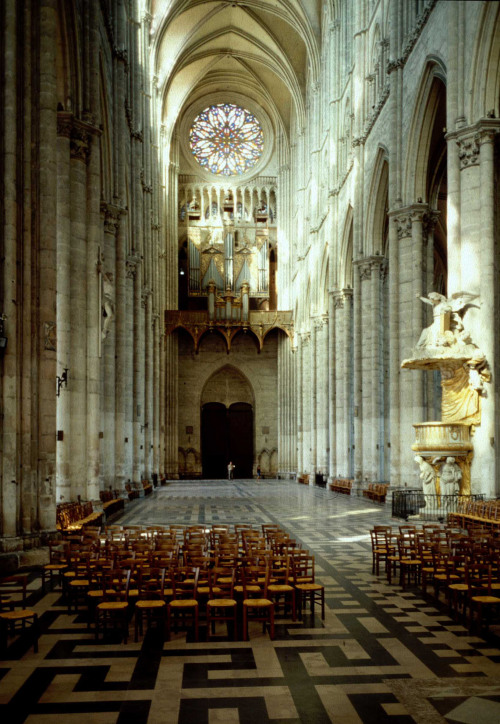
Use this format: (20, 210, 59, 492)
(2, 479, 500, 724)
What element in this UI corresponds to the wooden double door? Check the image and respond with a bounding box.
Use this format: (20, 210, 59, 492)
(201, 402, 253, 479)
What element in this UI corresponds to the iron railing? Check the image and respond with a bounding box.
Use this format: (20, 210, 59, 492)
(392, 490, 485, 521)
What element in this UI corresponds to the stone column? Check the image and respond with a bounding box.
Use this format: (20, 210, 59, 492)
(277, 333, 295, 477)
(112, 0, 129, 491)
(302, 332, 311, 477)
(86, 126, 102, 503)
(353, 264, 363, 482)
(409, 206, 427, 428)
(296, 334, 304, 474)
(316, 317, 329, 476)
(390, 210, 411, 486)
(310, 323, 318, 477)
(37, 0, 58, 529)
(328, 291, 336, 482)
(477, 128, 498, 496)
(69, 123, 90, 500)
(133, 262, 143, 484)
(56, 115, 73, 505)
(144, 289, 153, 478)
(358, 260, 373, 484)
(100, 204, 120, 490)
(333, 289, 353, 477)
(371, 256, 387, 481)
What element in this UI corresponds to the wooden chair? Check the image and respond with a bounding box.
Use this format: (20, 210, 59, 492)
(95, 569, 131, 643)
(0, 575, 39, 654)
(241, 564, 275, 640)
(41, 541, 68, 592)
(267, 555, 296, 621)
(206, 568, 237, 640)
(397, 536, 421, 590)
(134, 567, 167, 642)
(292, 555, 325, 620)
(166, 567, 200, 641)
(370, 527, 393, 576)
(466, 563, 500, 633)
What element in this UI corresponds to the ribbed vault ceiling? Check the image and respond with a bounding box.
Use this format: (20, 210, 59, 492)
(149, 0, 322, 142)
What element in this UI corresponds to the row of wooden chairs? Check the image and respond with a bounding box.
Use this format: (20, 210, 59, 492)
(371, 524, 500, 632)
(13, 523, 326, 652)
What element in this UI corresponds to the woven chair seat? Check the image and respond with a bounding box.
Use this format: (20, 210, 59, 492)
(268, 584, 294, 593)
(207, 598, 236, 608)
(0, 609, 36, 621)
(136, 600, 166, 609)
(243, 598, 273, 608)
(97, 601, 128, 610)
(472, 595, 500, 604)
(169, 599, 197, 608)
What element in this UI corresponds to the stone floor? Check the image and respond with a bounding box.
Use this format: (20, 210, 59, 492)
(2, 479, 500, 723)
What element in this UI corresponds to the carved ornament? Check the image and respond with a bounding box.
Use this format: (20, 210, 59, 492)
(394, 214, 412, 240)
(457, 134, 480, 169)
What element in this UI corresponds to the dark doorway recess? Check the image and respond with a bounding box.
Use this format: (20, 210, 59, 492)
(201, 402, 253, 479)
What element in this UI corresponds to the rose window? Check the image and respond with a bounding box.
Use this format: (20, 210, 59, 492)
(189, 103, 264, 176)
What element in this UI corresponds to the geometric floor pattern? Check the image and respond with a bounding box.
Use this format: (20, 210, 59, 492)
(2, 479, 500, 723)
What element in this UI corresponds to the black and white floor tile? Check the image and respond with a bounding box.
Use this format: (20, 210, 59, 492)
(1, 479, 500, 723)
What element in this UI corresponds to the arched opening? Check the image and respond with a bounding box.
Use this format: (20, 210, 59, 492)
(200, 366, 254, 479)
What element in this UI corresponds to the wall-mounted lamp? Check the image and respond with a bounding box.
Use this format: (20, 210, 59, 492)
(56, 368, 69, 396)
(140, 422, 149, 433)
(0, 314, 7, 353)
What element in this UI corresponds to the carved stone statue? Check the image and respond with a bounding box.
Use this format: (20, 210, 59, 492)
(102, 272, 115, 340)
(439, 456, 462, 496)
(415, 455, 436, 508)
(416, 291, 479, 350)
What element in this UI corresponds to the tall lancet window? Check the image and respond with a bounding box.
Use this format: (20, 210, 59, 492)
(224, 232, 234, 289)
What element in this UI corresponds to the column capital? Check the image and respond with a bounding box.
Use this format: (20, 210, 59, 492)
(332, 288, 353, 308)
(100, 202, 124, 235)
(388, 204, 438, 239)
(447, 119, 500, 169)
(57, 111, 73, 138)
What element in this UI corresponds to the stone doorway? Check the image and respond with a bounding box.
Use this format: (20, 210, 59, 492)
(201, 401, 253, 479)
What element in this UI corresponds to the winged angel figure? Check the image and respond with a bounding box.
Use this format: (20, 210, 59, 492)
(416, 291, 479, 349)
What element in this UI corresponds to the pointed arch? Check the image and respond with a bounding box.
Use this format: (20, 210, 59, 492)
(365, 147, 389, 256)
(318, 246, 329, 315)
(55, 0, 81, 114)
(339, 206, 353, 289)
(403, 57, 447, 201)
(201, 364, 254, 407)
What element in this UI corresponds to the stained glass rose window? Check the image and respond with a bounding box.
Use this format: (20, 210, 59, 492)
(189, 103, 264, 176)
